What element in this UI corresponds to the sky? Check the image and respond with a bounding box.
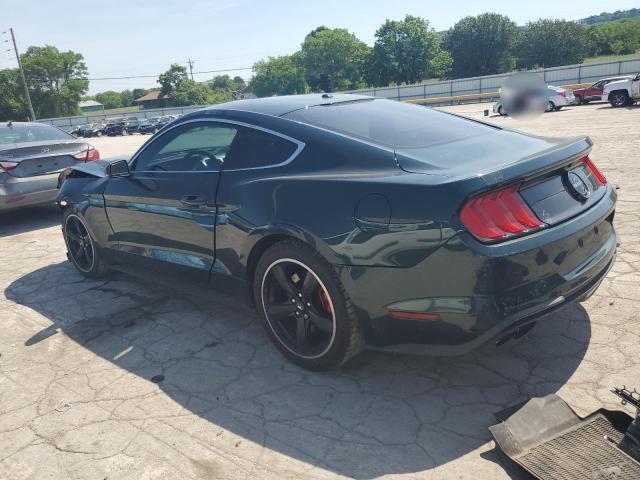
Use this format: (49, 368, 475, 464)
(2, 0, 638, 94)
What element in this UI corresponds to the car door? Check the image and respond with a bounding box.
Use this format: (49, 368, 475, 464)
(587, 81, 604, 100)
(103, 120, 239, 282)
(213, 123, 303, 285)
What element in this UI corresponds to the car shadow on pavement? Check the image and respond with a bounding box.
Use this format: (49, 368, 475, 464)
(5, 260, 591, 479)
(0, 205, 61, 237)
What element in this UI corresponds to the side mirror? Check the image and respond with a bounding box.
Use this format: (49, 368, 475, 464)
(108, 159, 130, 177)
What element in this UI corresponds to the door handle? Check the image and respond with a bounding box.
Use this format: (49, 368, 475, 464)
(180, 195, 207, 207)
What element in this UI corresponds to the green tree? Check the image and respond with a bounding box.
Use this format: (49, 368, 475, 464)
(300, 27, 370, 91)
(0, 69, 29, 121)
(131, 88, 149, 101)
(250, 55, 306, 97)
(120, 89, 134, 107)
(589, 19, 640, 55)
(516, 20, 591, 68)
(95, 90, 122, 109)
(211, 74, 236, 91)
(444, 13, 518, 78)
(158, 63, 189, 97)
(367, 15, 452, 86)
(158, 65, 232, 106)
(21, 45, 89, 118)
(232, 76, 246, 90)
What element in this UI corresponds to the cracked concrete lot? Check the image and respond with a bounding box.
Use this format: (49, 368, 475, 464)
(1, 102, 639, 480)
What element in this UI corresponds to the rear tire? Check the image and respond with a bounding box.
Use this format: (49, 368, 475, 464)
(63, 210, 107, 279)
(253, 239, 364, 370)
(546, 101, 555, 112)
(575, 95, 583, 105)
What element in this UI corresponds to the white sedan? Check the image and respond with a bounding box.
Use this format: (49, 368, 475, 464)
(494, 85, 575, 116)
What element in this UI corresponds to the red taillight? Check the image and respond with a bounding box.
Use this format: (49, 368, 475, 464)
(460, 185, 546, 243)
(74, 146, 100, 162)
(0, 161, 18, 172)
(559, 91, 566, 97)
(583, 156, 607, 185)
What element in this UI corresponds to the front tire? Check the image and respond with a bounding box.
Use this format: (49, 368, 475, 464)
(575, 95, 583, 105)
(546, 101, 555, 112)
(253, 239, 364, 370)
(610, 91, 629, 107)
(63, 211, 107, 279)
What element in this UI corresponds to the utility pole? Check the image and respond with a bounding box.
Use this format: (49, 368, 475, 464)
(187, 59, 195, 81)
(10, 28, 36, 121)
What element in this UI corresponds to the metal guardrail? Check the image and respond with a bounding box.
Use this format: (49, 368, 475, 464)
(405, 82, 592, 106)
(38, 104, 206, 127)
(341, 57, 640, 102)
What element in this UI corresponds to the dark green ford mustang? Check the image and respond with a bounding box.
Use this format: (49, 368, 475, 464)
(57, 94, 616, 369)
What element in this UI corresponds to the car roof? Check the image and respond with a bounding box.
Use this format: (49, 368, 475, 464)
(202, 93, 374, 118)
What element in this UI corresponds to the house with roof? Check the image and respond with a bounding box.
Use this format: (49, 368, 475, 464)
(79, 100, 104, 113)
(134, 90, 167, 110)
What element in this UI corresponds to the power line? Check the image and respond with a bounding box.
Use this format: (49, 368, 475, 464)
(82, 66, 252, 81)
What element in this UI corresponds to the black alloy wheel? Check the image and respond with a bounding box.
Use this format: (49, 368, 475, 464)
(63, 212, 106, 278)
(64, 214, 95, 273)
(610, 92, 629, 108)
(261, 258, 336, 359)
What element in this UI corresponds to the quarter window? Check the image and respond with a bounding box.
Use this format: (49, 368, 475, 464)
(132, 122, 238, 172)
(224, 127, 298, 170)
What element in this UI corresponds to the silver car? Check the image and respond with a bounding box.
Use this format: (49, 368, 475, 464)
(0, 122, 100, 212)
(493, 85, 575, 116)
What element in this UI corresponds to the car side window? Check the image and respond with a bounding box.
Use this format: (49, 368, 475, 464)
(593, 81, 604, 89)
(224, 126, 298, 170)
(132, 122, 238, 172)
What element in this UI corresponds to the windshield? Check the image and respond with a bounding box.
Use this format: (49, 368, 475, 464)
(284, 98, 495, 149)
(0, 124, 74, 145)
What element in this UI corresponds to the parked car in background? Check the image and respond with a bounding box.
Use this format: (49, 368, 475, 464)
(573, 76, 633, 105)
(493, 85, 574, 116)
(603, 73, 640, 107)
(104, 123, 125, 136)
(73, 124, 89, 137)
(68, 125, 83, 137)
(57, 94, 616, 369)
(78, 123, 105, 138)
(124, 118, 141, 134)
(1, 122, 99, 212)
(138, 119, 158, 135)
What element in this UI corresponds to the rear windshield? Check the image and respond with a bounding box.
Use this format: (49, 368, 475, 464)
(283, 98, 495, 149)
(0, 125, 73, 145)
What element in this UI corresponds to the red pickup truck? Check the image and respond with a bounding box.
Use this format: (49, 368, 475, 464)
(573, 76, 633, 104)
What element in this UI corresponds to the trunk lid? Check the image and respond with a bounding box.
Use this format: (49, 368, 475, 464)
(396, 131, 603, 228)
(0, 140, 90, 178)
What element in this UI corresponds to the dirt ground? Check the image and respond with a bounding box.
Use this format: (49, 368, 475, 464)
(1, 102, 638, 479)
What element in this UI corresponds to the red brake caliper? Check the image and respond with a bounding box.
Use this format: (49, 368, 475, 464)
(318, 288, 333, 316)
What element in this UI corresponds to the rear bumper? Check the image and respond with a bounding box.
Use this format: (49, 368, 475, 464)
(369, 252, 614, 356)
(338, 186, 617, 355)
(0, 173, 58, 211)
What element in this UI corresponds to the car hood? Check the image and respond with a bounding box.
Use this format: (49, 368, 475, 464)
(395, 128, 591, 186)
(603, 79, 631, 92)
